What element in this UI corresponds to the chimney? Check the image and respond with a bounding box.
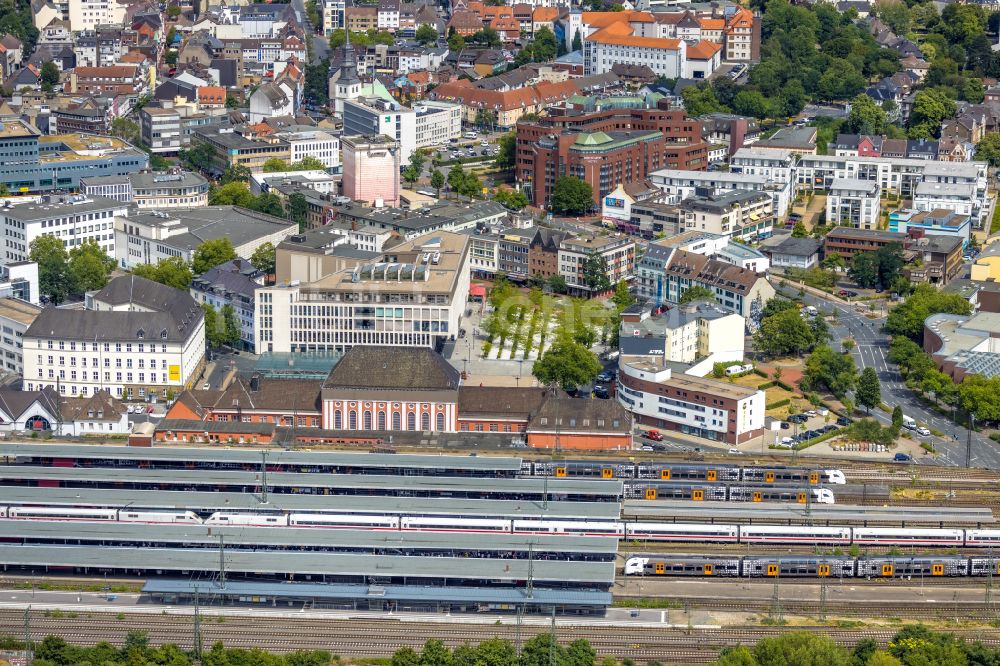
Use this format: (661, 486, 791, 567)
(729, 117, 747, 158)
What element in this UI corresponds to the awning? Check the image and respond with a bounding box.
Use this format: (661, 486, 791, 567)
(749, 214, 760, 221)
(470, 284, 487, 298)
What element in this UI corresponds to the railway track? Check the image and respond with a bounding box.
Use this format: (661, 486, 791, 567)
(3, 608, 1000, 664)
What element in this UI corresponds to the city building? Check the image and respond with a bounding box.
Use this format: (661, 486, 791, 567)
(729, 148, 796, 185)
(913, 181, 977, 218)
(67, 0, 125, 31)
(327, 200, 507, 240)
(616, 354, 765, 445)
(189, 125, 292, 175)
(906, 234, 963, 286)
(558, 233, 635, 296)
(255, 231, 471, 354)
(140, 107, 181, 155)
(677, 190, 773, 242)
(972, 241, 1000, 282)
(619, 300, 745, 367)
(343, 97, 417, 164)
(0, 297, 42, 376)
(22, 275, 206, 400)
(250, 170, 338, 196)
(600, 180, 664, 232)
(525, 396, 632, 451)
(649, 169, 791, 218)
(924, 312, 1000, 381)
(584, 21, 687, 78)
(823, 227, 906, 260)
(0, 262, 39, 305)
(889, 208, 972, 247)
(66, 65, 144, 96)
(753, 126, 816, 154)
(759, 235, 822, 270)
(0, 121, 147, 193)
(190, 259, 265, 352)
(274, 129, 340, 171)
(321, 346, 460, 432)
(526, 130, 667, 208)
(81, 171, 210, 209)
(0, 194, 126, 263)
(115, 207, 298, 270)
(659, 249, 775, 321)
(826, 178, 880, 229)
(341, 135, 401, 207)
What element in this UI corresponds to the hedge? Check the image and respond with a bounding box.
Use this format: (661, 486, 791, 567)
(766, 398, 791, 410)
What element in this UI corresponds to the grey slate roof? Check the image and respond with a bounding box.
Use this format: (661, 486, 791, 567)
(766, 236, 822, 257)
(191, 258, 263, 301)
(128, 206, 297, 253)
(324, 346, 461, 390)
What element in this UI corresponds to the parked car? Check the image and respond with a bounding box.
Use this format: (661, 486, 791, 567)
(639, 445, 653, 451)
(916, 426, 931, 436)
(780, 421, 791, 429)
(727, 448, 744, 455)
(644, 429, 663, 441)
(597, 371, 613, 382)
(593, 386, 610, 399)
(894, 453, 913, 462)
(836, 416, 851, 426)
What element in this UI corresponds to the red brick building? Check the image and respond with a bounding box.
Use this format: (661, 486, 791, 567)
(516, 104, 707, 206)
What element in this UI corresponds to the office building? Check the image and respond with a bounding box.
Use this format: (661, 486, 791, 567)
(190, 259, 265, 352)
(619, 300, 745, 366)
(81, 171, 210, 209)
(678, 190, 773, 242)
(822, 227, 906, 260)
(341, 135, 401, 207)
(343, 97, 417, 164)
(23, 275, 206, 400)
(0, 297, 42, 376)
(558, 233, 635, 296)
(826, 178, 880, 229)
(0, 194, 126, 262)
(140, 107, 181, 155)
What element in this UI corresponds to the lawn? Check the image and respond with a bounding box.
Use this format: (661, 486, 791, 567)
(729, 372, 812, 418)
(991, 202, 1000, 235)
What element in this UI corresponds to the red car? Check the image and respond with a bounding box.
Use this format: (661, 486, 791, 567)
(644, 430, 663, 442)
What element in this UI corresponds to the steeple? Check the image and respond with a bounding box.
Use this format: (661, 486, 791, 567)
(339, 28, 360, 85)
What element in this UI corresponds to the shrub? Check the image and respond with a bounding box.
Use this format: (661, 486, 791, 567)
(766, 398, 791, 410)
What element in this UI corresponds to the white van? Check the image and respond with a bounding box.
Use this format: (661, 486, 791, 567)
(463, 131, 478, 139)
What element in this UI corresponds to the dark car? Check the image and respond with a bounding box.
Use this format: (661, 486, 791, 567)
(594, 386, 610, 399)
(836, 416, 851, 426)
(789, 414, 808, 423)
(821, 424, 838, 433)
(780, 421, 791, 429)
(894, 453, 913, 463)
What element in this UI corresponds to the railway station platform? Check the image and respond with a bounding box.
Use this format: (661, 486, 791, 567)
(142, 580, 612, 616)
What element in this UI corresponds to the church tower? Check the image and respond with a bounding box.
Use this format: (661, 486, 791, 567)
(329, 29, 363, 114)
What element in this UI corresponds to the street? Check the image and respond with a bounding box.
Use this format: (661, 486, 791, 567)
(774, 282, 1000, 469)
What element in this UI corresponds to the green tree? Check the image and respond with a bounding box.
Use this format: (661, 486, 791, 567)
(612, 279, 635, 310)
(192, 238, 237, 275)
(679, 285, 716, 304)
(419, 639, 452, 666)
(958, 374, 1000, 423)
(179, 142, 215, 172)
(475, 638, 517, 666)
(803, 344, 858, 398)
(39, 60, 59, 92)
(907, 89, 957, 138)
(885, 284, 973, 340)
(495, 132, 516, 170)
(202, 302, 224, 348)
(532, 340, 601, 388)
(209, 181, 255, 207)
(762, 297, 798, 319)
(250, 242, 276, 276)
(732, 89, 775, 119)
(402, 164, 421, 185)
(713, 645, 758, 666)
(681, 82, 726, 117)
(493, 188, 529, 210)
(447, 31, 465, 51)
(262, 158, 291, 172)
(875, 243, 904, 287)
(286, 191, 309, 231)
(250, 192, 285, 217)
(0, 183, 10, 197)
(166, 3, 181, 17)
(131, 257, 193, 290)
(68, 239, 115, 293)
(845, 93, 887, 136)
(791, 220, 808, 238)
(475, 108, 497, 131)
(110, 117, 140, 146)
(848, 251, 880, 288)
(572, 29, 582, 52)
(221, 304, 242, 347)
(864, 653, 903, 666)
(415, 23, 438, 45)
(520, 634, 568, 666)
(447, 163, 467, 193)
(752, 632, 848, 666)
(975, 132, 1000, 167)
(430, 169, 445, 196)
(565, 640, 595, 666)
(891, 404, 903, 431)
(583, 251, 611, 292)
(291, 156, 327, 171)
(754, 308, 816, 358)
(220, 164, 251, 184)
(29, 235, 71, 304)
(874, 0, 910, 34)
(548, 274, 568, 294)
(392, 647, 421, 666)
(817, 59, 866, 101)
(533, 26, 558, 61)
(856, 366, 881, 414)
(549, 176, 593, 215)
(822, 251, 846, 272)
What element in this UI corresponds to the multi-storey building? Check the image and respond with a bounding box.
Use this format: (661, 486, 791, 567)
(584, 21, 686, 78)
(67, 0, 125, 33)
(526, 130, 667, 208)
(275, 129, 340, 171)
(729, 148, 796, 185)
(255, 231, 471, 354)
(890, 208, 972, 247)
(913, 181, 976, 218)
(619, 300, 745, 365)
(497, 227, 535, 279)
(66, 65, 144, 96)
(658, 249, 774, 321)
(822, 227, 906, 260)
(377, 0, 400, 31)
(0, 297, 41, 376)
(826, 177, 880, 229)
(323, 0, 344, 33)
(342, 134, 401, 207)
(795, 154, 989, 226)
(0, 121, 147, 193)
(649, 168, 791, 218)
(558, 233, 635, 296)
(115, 206, 298, 270)
(81, 172, 210, 209)
(0, 194, 125, 262)
(190, 259, 265, 352)
(343, 97, 417, 164)
(723, 6, 758, 61)
(413, 101, 463, 148)
(140, 107, 181, 155)
(678, 190, 773, 242)
(23, 275, 206, 400)
(189, 125, 291, 173)
(616, 355, 765, 445)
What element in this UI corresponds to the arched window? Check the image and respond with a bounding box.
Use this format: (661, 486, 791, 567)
(334, 411, 342, 429)
(378, 411, 386, 430)
(421, 412, 430, 431)
(363, 411, 372, 430)
(436, 412, 445, 431)
(407, 412, 416, 431)
(392, 412, 401, 430)
(349, 410, 357, 430)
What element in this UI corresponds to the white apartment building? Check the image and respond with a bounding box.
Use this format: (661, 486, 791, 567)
(275, 129, 341, 171)
(616, 356, 765, 445)
(413, 101, 463, 147)
(795, 154, 989, 226)
(913, 182, 976, 218)
(81, 172, 210, 210)
(140, 107, 181, 155)
(250, 170, 338, 196)
(619, 300, 745, 365)
(469, 233, 499, 277)
(584, 31, 686, 78)
(23, 275, 206, 400)
(115, 207, 298, 270)
(730, 147, 796, 185)
(0, 194, 126, 263)
(68, 0, 125, 32)
(558, 234, 635, 295)
(827, 177, 880, 229)
(256, 231, 471, 354)
(377, 0, 399, 30)
(323, 0, 344, 33)
(649, 168, 792, 217)
(0, 297, 41, 376)
(678, 190, 773, 242)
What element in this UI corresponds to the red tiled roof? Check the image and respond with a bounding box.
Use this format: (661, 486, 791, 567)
(73, 65, 137, 78)
(532, 6, 558, 21)
(587, 21, 681, 49)
(197, 85, 226, 104)
(686, 39, 720, 60)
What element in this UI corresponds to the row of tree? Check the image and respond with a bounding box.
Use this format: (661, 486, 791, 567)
(29, 237, 116, 305)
